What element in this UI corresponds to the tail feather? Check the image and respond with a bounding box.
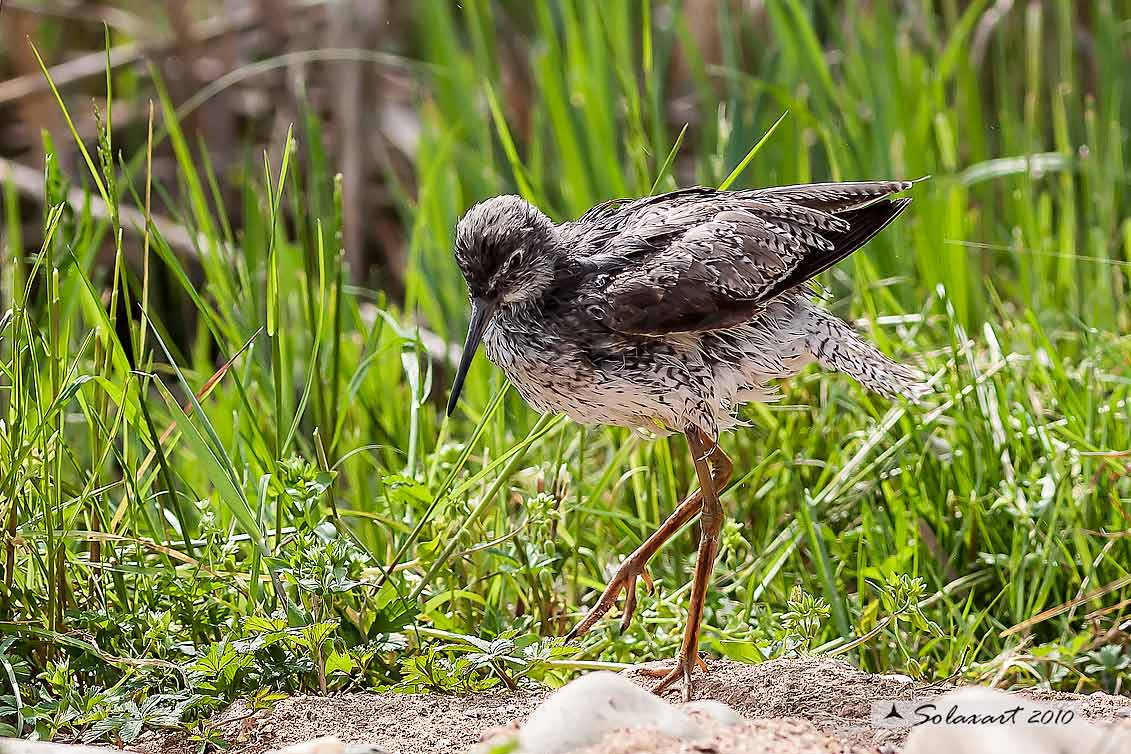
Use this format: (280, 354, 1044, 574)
(805, 308, 929, 403)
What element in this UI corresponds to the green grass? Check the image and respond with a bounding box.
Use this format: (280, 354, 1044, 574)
(2, 0, 1130, 743)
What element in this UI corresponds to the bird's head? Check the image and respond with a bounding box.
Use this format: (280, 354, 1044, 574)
(453, 195, 557, 304)
(447, 195, 558, 416)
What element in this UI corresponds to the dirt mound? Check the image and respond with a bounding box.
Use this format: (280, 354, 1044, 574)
(627, 657, 924, 749)
(137, 658, 1131, 754)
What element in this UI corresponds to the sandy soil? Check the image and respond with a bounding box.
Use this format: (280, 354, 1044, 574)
(136, 657, 1131, 754)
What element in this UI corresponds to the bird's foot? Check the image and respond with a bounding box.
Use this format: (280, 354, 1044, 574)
(637, 653, 709, 702)
(565, 555, 654, 639)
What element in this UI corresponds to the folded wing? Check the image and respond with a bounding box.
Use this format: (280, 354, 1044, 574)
(576, 182, 912, 335)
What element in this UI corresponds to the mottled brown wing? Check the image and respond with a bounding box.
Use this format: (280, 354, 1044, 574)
(588, 183, 912, 335)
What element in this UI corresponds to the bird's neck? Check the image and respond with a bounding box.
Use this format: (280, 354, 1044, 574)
(497, 296, 543, 323)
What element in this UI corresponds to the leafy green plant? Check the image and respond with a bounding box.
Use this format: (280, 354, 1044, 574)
(397, 646, 499, 694)
(82, 694, 196, 745)
(188, 720, 230, 754)
(780, 587, 832, 653)
(1083, 646, 1130, 695)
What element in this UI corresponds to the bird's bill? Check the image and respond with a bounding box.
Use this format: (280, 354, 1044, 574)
(446, 297, 497, 416)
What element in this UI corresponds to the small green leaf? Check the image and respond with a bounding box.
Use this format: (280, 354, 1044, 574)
(299, 621, 338, 650)
(324, 649, 353, 676)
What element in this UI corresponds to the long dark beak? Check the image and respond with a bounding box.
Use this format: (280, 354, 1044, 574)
(446, 297, 497, 417)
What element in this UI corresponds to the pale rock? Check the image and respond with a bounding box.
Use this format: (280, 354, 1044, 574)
(517, 671, 703, 754)
(879, 673, 914, 684)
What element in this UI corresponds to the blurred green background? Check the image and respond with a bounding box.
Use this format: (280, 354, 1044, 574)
(0, 0, 1129, 742)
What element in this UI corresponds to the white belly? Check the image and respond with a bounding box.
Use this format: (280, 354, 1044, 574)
(481, 302, 815, 437)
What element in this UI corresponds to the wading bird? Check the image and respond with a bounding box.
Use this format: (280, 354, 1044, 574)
(445, 182, 926, 700)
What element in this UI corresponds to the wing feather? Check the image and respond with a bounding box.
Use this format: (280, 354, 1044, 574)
(576, 182, 913, 335)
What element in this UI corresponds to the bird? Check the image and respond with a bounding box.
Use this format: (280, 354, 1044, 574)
(445, 181, 927, 701)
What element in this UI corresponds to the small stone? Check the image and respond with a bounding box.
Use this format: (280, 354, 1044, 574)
(880, 673, 914, 684)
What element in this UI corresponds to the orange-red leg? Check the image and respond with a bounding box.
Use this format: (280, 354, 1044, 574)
(648, 426, 729, 701)
(567, 430, 732, 640)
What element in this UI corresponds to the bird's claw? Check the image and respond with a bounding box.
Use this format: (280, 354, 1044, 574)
(566, 556, 654, 640)
(638, 653, 709, 702)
